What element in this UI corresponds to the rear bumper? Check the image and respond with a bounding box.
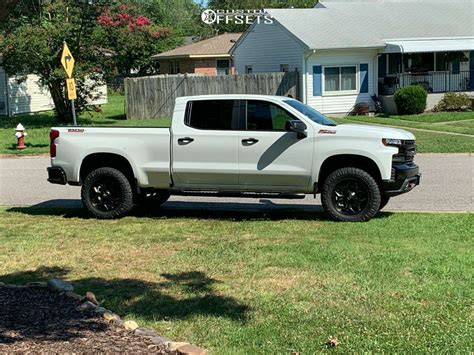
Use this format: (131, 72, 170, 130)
(47, 166, 67, 185)
(382, 163, 421, 197)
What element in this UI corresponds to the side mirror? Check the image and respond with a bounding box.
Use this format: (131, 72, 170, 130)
(286, 120, 307, 139)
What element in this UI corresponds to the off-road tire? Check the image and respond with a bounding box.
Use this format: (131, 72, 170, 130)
(81, 167, 134, 219)
(321, 167, 381, 222)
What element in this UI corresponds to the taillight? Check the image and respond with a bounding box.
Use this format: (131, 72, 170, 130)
(50, 129, 59, 157)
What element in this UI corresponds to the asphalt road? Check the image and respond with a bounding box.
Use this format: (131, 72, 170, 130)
(0, 155, 472, 212)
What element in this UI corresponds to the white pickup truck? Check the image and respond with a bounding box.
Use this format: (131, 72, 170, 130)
(47, 95, 420, 222)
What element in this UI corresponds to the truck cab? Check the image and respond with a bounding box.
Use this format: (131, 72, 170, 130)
(48, 95, 420, 222)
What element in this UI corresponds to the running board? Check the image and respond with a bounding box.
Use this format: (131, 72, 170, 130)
(170, 190, 307, 199)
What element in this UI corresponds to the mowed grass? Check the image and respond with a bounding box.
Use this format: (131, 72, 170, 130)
(0, 207, 472, 352)
(0, 95, 170, 155)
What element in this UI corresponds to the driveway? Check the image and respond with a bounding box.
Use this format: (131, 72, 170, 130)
(0, 155, 472, 212)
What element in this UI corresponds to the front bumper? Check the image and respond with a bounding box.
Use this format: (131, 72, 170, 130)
(382, 163, 421, 197)
(47, 166, 67, 185)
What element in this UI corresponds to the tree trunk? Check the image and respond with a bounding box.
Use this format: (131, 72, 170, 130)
(0, 0, 20, 22)
(49, 80, 72, 123)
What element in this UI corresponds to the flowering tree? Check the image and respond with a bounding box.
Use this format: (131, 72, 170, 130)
(94, 3, 174, 75)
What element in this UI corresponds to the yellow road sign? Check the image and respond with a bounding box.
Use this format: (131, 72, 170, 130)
(61, 42, 75, 78)
(66, 78, 77, 100)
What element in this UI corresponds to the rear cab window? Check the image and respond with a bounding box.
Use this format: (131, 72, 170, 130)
(185, 100, 240, 130)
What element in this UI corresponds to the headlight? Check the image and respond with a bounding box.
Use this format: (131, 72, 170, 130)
(382, 138, 402, 147)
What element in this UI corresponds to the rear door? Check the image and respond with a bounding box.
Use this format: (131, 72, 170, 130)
(238, 100, 314, 191)
(171, 99, 241, 188)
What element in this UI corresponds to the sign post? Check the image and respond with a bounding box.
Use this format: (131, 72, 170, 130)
(61, 42, 77, 125)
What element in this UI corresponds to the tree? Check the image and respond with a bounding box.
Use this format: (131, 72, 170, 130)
(0, 0, 170, 122)
(206, 0, 317, 33)
(0, 0, 20, 22)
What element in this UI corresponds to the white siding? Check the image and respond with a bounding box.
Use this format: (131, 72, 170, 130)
(6, 74, 107, 116)
(234, 22, 304, 74)
(306, 49, 378, 114)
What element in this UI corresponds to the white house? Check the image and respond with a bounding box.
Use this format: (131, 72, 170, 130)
(0, 57, 107, 116)
(232, 0, 474, 114)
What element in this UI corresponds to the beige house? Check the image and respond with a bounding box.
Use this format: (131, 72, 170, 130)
(152, 33, 242, 76)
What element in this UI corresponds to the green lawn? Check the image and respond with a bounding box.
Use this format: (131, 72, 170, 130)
(0, 95, 170, 155)
(1, 96, 472, 154)
(0, 208, 472, 352)
(335, 112, 474, 135)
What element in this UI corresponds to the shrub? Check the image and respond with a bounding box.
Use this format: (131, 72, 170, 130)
(394, 85, 428, 115)
(433, 92, 472, 112)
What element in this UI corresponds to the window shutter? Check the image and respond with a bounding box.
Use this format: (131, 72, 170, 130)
(452, 59, 460, 74)
(313, 65, 322, 96)
(360, 63, 369, 93)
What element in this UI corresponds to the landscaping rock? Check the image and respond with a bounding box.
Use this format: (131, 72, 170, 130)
(47, 279, 73, 292)
(177, 344, 207, 355)
(77, 300, 97, 311)
(103, 311, 120, 322)
(123, 320, 139, 331)
(65, 291, 84, 301)
(85, 291, 99, 305)
(0, 282, 5, 286)
(150, 335, 171, 345)
(134, 328, 158, 337)
(168, 341, 190, 352)
(94, 306, 107, 315)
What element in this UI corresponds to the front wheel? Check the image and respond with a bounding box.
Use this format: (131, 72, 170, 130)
(321, 167, 381, 222)
(81, 167, 134, 219)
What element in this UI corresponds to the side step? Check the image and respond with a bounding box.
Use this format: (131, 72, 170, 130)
(170, 190, 307, 200)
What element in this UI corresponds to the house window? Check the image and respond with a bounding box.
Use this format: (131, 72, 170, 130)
(216, 59, 230, 75)
(245, 65, 252, 74)
(170, 60, 180, 74)
(324, 66, 357, 93)
(280, 64, 289, 72)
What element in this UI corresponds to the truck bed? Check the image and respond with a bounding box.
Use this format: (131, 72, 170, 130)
(51, 127, 172, 188)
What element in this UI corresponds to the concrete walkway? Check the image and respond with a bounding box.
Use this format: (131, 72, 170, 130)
(0, 155, 472, 212)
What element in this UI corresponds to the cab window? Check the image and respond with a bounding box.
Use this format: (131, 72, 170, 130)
(246, 100, 297, 131)
(186, 100, 239, 130)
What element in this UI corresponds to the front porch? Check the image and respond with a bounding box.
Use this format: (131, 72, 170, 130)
(378, 51, 473, 95)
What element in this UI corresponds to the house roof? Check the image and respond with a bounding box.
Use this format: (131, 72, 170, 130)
(264, 0, 474, 50)
(152, 33, 242, 59)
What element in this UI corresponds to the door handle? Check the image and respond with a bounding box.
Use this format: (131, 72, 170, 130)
(242, 138, 259, 145)
(178, 137, 194, 144)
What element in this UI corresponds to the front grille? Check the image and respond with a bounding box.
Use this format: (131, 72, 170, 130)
(393, 140, 416, 163)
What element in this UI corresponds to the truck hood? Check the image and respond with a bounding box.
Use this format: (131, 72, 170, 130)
(336, 123, 415, 140)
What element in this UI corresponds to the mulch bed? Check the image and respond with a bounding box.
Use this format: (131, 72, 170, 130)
(0, 285, 167, 353)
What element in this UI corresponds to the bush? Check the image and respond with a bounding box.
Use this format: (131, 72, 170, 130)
(394, 85, 428, 115)
(433, 92, 472, 112)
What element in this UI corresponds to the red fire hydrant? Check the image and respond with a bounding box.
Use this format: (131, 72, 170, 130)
(15, 123, 27, 150)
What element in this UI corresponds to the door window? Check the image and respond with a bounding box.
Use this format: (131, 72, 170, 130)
(186, 100, 239, 130)
(246, 100, 297, 131)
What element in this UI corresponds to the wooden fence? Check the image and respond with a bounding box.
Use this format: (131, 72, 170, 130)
(125, 71, 300, 119)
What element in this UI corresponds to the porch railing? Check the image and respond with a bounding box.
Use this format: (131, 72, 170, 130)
(379, 71, 472, 95)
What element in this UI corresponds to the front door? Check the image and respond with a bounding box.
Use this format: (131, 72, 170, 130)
(238, 100, 314, 191)
(172, 99, 241, 188)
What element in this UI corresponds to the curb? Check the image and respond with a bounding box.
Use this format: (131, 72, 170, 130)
(0, 279, 207, 355)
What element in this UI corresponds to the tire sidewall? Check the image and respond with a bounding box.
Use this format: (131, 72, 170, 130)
(81, 167, 134, 219)
(321, 167, 381, 222)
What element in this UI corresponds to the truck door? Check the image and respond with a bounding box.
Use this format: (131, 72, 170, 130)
(171, 99, 241, 188)
(238, 100, 314, 191)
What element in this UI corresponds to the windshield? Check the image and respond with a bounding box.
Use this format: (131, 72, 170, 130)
(284, 100, 337, 126)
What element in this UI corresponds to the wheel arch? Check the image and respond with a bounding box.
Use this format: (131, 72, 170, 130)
(79, 153, 137, 191)
(317, 154, 382, 191)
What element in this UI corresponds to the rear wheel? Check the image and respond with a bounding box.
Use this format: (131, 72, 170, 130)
(81, 167, 134, 219)
(321, 167, 381, 222)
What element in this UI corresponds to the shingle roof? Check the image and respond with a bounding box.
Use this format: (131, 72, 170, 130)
(265, 0, 474, 50)
(152, 33, 242, 59)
